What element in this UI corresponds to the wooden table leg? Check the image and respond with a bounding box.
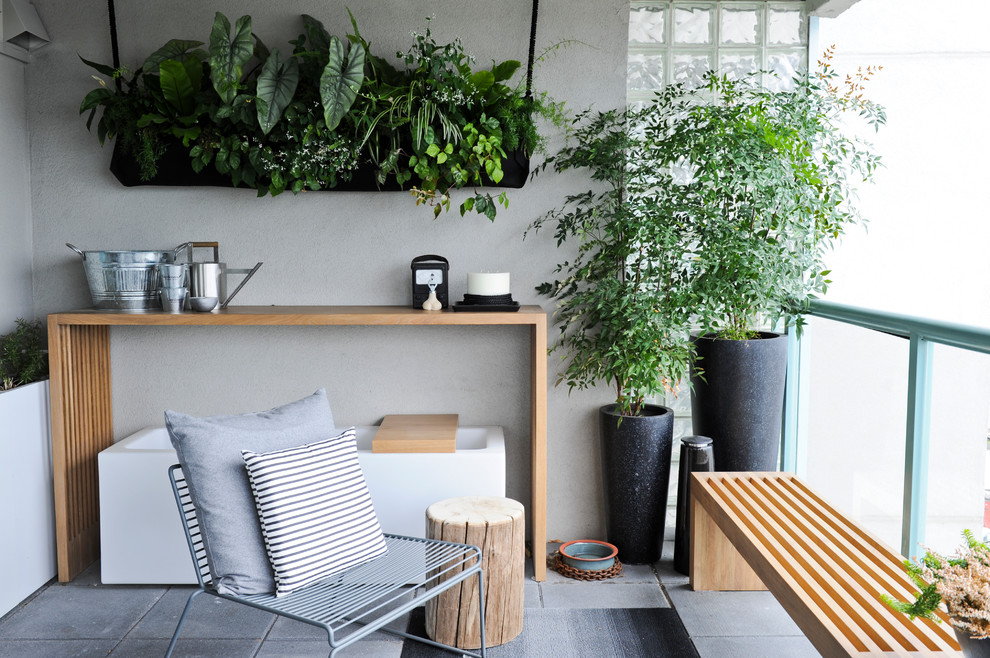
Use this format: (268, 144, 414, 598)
(531, 321, 548, 581)
(48, 318, 113, 582)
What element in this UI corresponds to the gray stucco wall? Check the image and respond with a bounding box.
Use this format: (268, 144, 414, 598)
(0, 52, 34, 331)
(26, 0, 628, 540)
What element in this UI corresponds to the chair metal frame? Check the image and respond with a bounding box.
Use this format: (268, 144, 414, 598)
(166, 464, 487, 657)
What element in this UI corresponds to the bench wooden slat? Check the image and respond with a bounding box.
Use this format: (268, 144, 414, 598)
(769, 477, 917, 600)
(690, 472, 962, 657)
(770, 477, 956, 643)
(691, 476, 864, 655)
(753, 476, 951, 653)
(709, 476, 887, 653)
(732, 475, 945, 653)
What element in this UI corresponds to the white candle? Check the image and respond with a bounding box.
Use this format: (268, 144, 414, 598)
(466, 272, 510, 295)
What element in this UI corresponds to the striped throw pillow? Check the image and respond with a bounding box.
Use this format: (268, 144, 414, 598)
(241, 428, 388, 596)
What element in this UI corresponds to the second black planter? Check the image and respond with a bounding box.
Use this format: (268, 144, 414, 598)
(690, 332, 788, 473)
(599, 403, 674, 564)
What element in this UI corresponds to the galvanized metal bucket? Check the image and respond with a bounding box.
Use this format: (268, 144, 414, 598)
(67, 242, 193, 311)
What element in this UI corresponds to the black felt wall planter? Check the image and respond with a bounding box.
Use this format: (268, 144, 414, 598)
(109, 140, 529, 192)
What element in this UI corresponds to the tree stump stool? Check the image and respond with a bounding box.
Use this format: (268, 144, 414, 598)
(425, 496, 525, 649)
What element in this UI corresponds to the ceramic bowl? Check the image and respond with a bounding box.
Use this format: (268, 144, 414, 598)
(559, 540, 618, 571)
(188, 296, 219, 312)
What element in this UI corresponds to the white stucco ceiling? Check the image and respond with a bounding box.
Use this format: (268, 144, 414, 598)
(806, 0, 863, 18)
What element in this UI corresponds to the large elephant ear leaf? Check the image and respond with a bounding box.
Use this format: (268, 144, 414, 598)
(320, 36, 365, 132)
(209, 12, 253, 104)
(256, 49, 300, 135)
(144, 39, 205, 73)
(491, 60, 521, 82)
(159, 59, 196, 116)
(301, 14, 331, 52)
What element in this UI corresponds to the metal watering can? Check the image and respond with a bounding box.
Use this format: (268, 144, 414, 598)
(185, 243, 263, 309)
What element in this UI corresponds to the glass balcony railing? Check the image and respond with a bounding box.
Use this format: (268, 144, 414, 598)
(783, 299, 990, 558)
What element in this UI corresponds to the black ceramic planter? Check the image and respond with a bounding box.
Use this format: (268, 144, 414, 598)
(956, 629, 990, 658)
(690, 332, 788, 472)
(599, 403, 674, 564)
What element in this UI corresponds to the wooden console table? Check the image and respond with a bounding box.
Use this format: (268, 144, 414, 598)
(47, 306, 548, 582)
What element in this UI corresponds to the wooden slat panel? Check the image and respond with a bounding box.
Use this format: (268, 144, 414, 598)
(723, 476, 906, 652)
(703, 475, 868, 656)
(691, 472, 962, 656)
(49, 322, 112, 582)
(530, 320, 548, 582)
(47, 318, 70, 580)
(763, 477, 957, 651)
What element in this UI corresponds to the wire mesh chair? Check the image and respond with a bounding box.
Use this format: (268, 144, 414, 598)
(167, 464, 487, 657)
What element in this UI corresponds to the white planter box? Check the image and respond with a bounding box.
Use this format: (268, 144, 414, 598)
(0, 380, 56, 617)
(99, 425, 505, 584)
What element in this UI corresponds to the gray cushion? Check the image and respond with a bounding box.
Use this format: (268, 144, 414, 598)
(165, 389, 335, 595)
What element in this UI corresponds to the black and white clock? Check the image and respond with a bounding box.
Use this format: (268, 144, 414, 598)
(410, 255, 449, 310)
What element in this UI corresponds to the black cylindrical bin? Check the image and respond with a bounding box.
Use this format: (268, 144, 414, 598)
(673, 436, 714, 575)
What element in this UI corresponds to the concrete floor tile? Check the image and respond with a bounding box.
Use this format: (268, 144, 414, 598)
(665, 584, 803, 637)
(656, 558, 691, 586)
(692, 635, 820, 657)
(0, 583, 164, 640)
(65, 561, 103, 588)
(540, 583, 669, 609)
(258, 638, 403, 656)
(267, 612, 410, 641)
(112, 637, 260, 657)
(127, 587, 275, 639)
(524, 583, 542, 608)
(0, 639, 118, 657)
(266, 615, 328, 640)
(611, 562, 661, 584)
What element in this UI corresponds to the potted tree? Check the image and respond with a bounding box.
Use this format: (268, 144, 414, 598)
(883, 530, 990, 657)
(528, 106, 695, 564)
(641, 49, 885, 472)
(0, 318, 55, 617)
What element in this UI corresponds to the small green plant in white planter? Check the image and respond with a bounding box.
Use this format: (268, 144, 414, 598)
(1, 318, 48, 391)
(0, 318, 55, 618)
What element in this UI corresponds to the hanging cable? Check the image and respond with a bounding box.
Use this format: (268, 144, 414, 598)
(525, 0, 540, 99)
(107, 0, 121, 90)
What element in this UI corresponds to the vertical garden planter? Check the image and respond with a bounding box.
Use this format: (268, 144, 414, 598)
(598, 403, 674, 564)
(690, 332, 788, 473)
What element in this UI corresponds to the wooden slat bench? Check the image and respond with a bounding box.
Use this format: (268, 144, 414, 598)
(689, 472, 962, 657)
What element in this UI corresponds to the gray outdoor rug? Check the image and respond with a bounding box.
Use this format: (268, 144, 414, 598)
(400, 607, 699, 657)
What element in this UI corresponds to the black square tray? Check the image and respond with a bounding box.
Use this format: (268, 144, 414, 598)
(451, 301, 521, 312)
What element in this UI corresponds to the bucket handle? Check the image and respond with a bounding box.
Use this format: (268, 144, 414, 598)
(66, 243, 86, 260)
(173, 241, 219, 263)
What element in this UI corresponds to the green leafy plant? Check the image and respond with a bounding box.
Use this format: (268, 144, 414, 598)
(882, 530, 990, 640)
(643, 47, 885, 340)
(0, 319, 49, 391)
(527, 107, 695, 416)
(80, 12, 560, 220)
(528, 49, 885, 414)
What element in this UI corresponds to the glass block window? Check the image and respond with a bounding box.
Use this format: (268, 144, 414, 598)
(628, 1, 808, 102)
